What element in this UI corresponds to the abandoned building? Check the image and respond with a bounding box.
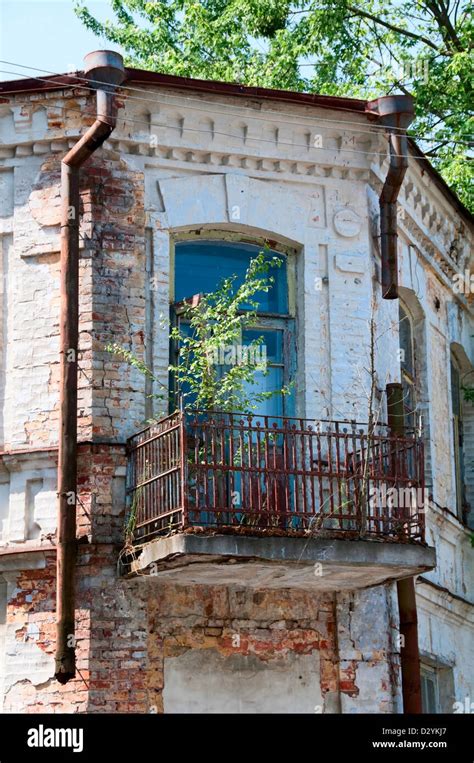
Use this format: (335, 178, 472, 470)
(0, 50, 472, 714)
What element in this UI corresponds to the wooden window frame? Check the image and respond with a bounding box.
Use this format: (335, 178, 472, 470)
(169, 235, 296, 415)
(420, 664, 440, 714)
(399, 302, 416, 429)
(450, 355, 466, 521)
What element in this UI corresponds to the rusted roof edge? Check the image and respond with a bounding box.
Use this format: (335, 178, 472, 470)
(0, 68, 472, 224)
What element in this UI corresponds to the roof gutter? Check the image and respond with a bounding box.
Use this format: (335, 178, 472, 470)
(368, 95, 415, 299)
(2, 74, 470, 224)
(55, 50, 124, 684)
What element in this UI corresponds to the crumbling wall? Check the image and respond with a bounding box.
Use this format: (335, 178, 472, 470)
(0, 82, 472, 716)
(336, 585, 402, 713)
(2, 547, 401, 714)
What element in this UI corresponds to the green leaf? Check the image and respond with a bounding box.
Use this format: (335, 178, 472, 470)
(76, 0, 472, 209)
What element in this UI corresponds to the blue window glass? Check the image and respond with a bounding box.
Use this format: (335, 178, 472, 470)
(242, 367, 284, 418)
(241, 328, 286, 419)
(243, 329, 283, 363)
(174, 240, 287, 313)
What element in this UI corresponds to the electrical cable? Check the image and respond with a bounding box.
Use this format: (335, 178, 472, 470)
(0, 68, 467, 163)
(1, 59, 471, 147)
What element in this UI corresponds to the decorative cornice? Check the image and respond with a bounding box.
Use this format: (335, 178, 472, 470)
(1, 89, 471, 285)
(417, 576, 474, 619)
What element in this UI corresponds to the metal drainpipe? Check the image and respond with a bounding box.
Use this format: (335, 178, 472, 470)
(367, 96, 415, 299)
(55, 50, 125, 684)
(386, 383, 422, 713)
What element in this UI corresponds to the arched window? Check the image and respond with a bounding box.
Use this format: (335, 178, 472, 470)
(450, 354, 466, 521)
(171, 239, 295, 417)
(399, 302, 416, 429)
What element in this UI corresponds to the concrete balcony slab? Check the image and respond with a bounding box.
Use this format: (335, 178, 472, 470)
(127, 533, 436, 591)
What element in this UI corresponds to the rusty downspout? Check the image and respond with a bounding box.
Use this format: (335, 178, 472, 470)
(55, 51, 125, 684)
(368, 96, 415, 299)
(386, 382, 422, 713)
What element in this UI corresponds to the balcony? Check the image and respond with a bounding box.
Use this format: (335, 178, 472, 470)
(124, 411, 435, 589)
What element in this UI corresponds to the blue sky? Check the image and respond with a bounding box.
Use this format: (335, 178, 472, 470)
(0, 0, 123, 81)
(0, 0, 318, 86)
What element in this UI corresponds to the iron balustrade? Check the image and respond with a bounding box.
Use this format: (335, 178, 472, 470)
(126, 411, 425, 544)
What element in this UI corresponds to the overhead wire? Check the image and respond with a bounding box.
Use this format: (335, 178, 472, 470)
(1, 59, 472, 147)
(0, 60, 402, 140)
(1, 67, 395, 160)
(1, 68, 469, 164)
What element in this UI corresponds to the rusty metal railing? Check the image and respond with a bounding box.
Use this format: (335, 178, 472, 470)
(126, 411, 425, 544)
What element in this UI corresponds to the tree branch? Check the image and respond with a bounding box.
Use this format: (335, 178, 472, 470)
(424, 139, 451, 154)
(422, 0, 463, 51)
(346, 4, 441, 51)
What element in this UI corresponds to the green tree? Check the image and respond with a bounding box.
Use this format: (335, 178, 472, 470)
(76, 0, 472, 209)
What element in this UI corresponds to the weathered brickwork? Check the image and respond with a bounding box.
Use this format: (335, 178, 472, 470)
(76, 444, 127, 544)
(0, 76, 472, 713)
(3, 546, 401, 713)
(1, 445, 401, 713)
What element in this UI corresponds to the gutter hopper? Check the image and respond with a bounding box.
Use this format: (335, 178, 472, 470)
(83, 49, 126, 89)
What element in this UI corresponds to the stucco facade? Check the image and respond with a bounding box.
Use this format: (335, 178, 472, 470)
(0, 70, 472, 713)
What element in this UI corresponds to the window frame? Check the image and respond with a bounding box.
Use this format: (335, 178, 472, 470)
(399, 301, 417, 429)
(420, 664, 440, 714)
(169, 233, 297, 415)
(169, 230, 297, 316)
(450, 353, 466, 521)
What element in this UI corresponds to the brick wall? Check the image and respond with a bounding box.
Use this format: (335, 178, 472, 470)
(0, 82, 472, 714)
(3, 544, 401, 713)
